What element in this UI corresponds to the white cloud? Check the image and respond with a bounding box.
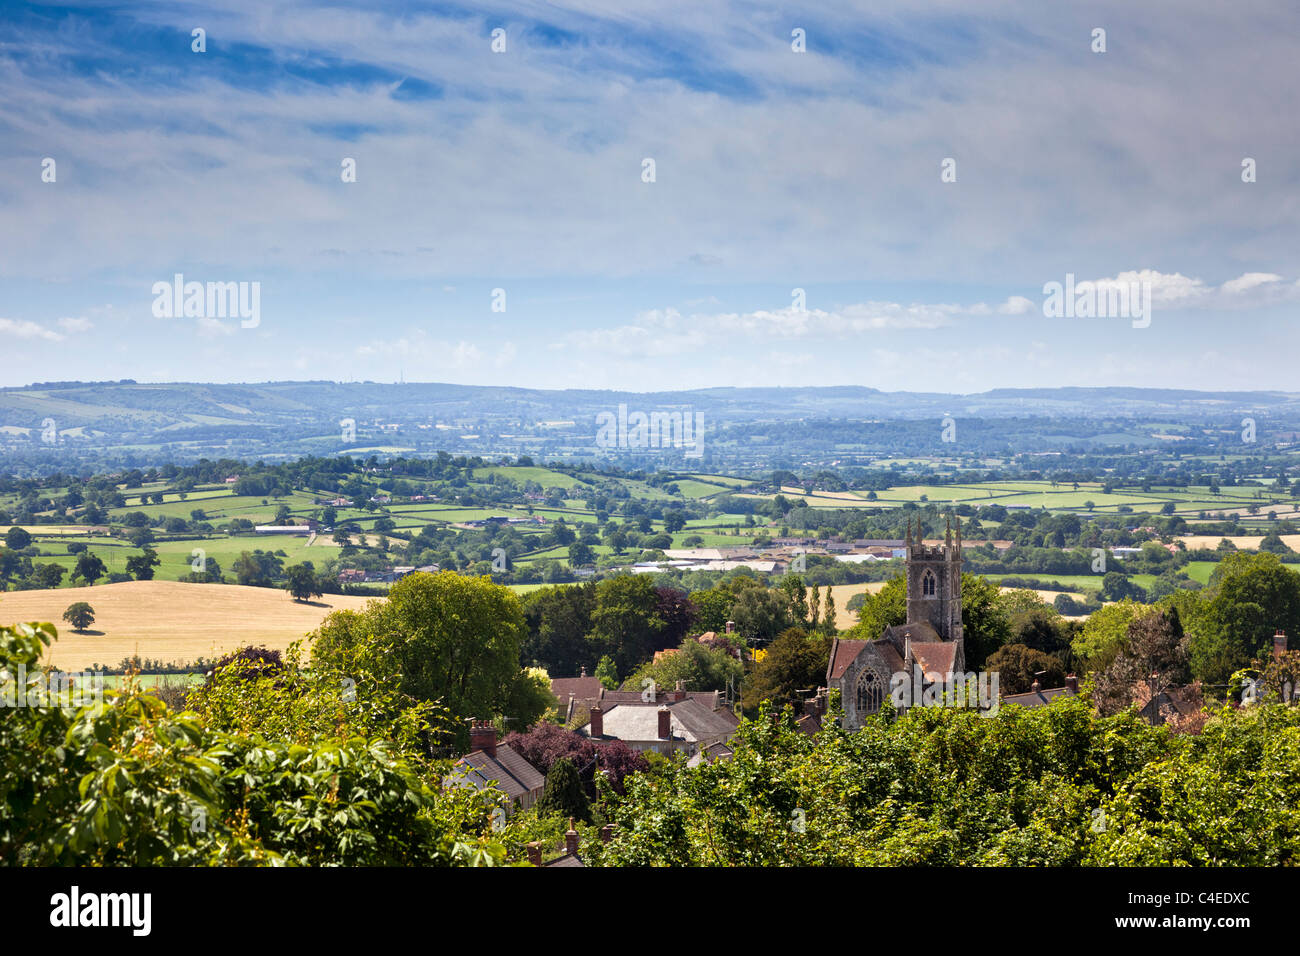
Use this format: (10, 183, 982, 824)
(0, 318, 63, 341)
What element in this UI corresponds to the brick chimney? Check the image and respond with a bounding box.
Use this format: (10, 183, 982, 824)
(565, 820, 579, 856)
(657, 705, 672, 740)
(1274, 631, 1288, 661)
(725, 620, 735, 635)
(589, 701, 603, 738)
(526, 842, 542, 866)
(470, 720, 497, 758)
(1065, 674, 1079, 694)
(599, 823, 616, 844)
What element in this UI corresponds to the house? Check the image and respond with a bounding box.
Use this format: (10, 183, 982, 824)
(446, 722, 545, 816)
(1002, 674, 1079, 709)
(577, 683, 738, 757)
(550, 667, 605, 712)
(1137, 683, 1205, 726)
(526, 823, 617, 867)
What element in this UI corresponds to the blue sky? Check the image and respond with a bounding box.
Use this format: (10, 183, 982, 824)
(2, 0, 1299, 392)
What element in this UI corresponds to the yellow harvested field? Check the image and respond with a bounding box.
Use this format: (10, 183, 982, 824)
(816, 582, 1082, 623)
(0, 581, 376, 671)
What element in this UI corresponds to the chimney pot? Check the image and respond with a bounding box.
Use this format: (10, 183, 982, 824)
(657, 705, 672, 740)
(469, 720, 497, 758)
(1274, 631, 1288, 661)
(565, 820, 579, 856)
(1030, 679, 1041, 693)
(526, 842, 542, 866)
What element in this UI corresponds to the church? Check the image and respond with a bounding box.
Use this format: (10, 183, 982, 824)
(823, 517, 966, 730)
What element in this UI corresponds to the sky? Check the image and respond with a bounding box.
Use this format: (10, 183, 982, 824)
(1, 0, 1299, 393)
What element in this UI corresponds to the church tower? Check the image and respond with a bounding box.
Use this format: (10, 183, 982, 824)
(904, 516, 963, 644)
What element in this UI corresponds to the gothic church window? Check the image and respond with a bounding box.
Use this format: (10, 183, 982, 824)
(856, 669, 883, 714)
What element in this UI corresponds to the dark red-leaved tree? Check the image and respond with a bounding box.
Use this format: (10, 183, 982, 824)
(503, 723, 649, 795)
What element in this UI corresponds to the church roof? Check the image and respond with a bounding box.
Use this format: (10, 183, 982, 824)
(828, 639, 869, 681)
(886, 622, 941, 644)
(911, 642, 959, 678)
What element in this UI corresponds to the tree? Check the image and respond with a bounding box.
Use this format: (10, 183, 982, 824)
(594, 655, 619, 690)
(5, 526, 31, 550)
(311, 571, 545, 752)
(1094, 608, 1191, 716)
(742, 627, 830, 712)
(729, 586, 791, 646)
(285, 563, 323, 602)
(2, 622, 507, 866)
(521, 582, 599, 676)
(1072, 599, 1148, 673)
(625, 638, 743, 696)
(568, 541, 595, 567)
(588, 574, 667, 676)
(535, 757, 591, 823)
(984, 643, 1065, 694)
(72, 552, 107, 586)
(1189, 551, 1300, 687)
(125, 548, 160, 581)
(61, 602, 95, 632)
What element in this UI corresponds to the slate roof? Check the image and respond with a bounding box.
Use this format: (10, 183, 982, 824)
(886, 622, 941, 645)
(584, 698, 738, 744)
(1001, 686, 1076, 708)
(453, 745, 545, 801)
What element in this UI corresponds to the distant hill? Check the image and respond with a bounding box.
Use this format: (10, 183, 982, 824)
(3, 380, 1298, 473)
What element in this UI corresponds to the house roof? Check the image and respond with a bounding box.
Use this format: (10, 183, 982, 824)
(452, 745, 545, 801)
(585, 698, 737, 744)
(687, 740, 735, 768)
(1001, 686, 1076, 708)
(550, 675, 604, 705)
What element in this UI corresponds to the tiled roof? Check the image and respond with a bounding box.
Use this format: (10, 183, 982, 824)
(550, 675, 604, 704)
(911, 642, 958, 679)
(828, 639, 868, 680)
